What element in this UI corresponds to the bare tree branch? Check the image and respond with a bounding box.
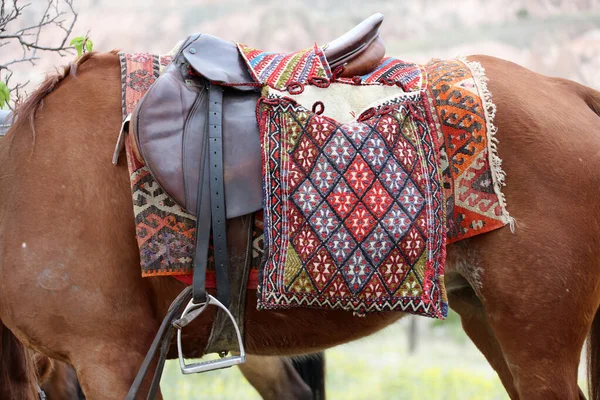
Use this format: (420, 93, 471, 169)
(0, 0, 78, 108)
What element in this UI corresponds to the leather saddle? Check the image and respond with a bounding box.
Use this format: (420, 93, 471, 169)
(131, 13, 386, 218)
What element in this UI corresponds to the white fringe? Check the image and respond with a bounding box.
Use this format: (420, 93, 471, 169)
(458, 56, 515, 232)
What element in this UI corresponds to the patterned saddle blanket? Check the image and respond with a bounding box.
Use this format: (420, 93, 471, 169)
(241, 46, 512, 318)
(119, 46, 512, 320)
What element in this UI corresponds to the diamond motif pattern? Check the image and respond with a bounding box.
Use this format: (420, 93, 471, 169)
(399, 226, 426, 264)
(260, 92, 447, 318)
(309, 202, 339, 241)
(310, 155, 339, 196)
(381, 248, 410, 293)
(306, 247, 336, 291)
(345, 203, 376, 242)
(292, 180, 322, 217)
(291, 224, 320, 262)
(381, 159, 408, 196)
(286, 159, 306, 191)
(382, 202, 411, 240)
(360, 224, 393, 265)
(306, 115, 334, 147)
(376, 114, 400, 147)
(360, 132, 389, 172)
(344, 154, 375, 197)
(341, 248, 373, 294)
(394, 138, 416, 171)
(326, 226, 357, 263)
(400, 180, 425, 219)
(324, 129, 356, 170)
(288, 203, 305, 233)
(324, 273, 351, 299)
(292, 133, 318, 173)
(327, 180, 358, 219)
(364, 180, 393, 219)
(341, 122, 370, 148)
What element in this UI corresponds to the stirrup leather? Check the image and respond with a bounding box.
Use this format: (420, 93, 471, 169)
(174, 294, 245, 374)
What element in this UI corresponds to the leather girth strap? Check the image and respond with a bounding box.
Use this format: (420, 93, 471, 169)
(193, 83, 230, 307)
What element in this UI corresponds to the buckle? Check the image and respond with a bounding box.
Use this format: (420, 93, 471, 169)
(174, 294, 245, 374)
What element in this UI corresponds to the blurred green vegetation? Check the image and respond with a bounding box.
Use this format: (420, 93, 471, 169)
(160, 319, 511, 400)
(160, 353, 509, 400)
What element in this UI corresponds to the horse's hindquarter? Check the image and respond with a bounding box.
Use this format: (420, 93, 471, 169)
(447, 55, 600, 376)
(458, 55, 600, 282)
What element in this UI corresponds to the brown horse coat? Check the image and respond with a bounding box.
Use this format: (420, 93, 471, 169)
(1, 52, 600, 399)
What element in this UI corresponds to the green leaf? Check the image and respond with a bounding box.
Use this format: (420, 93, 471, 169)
(85, 38, 94, 53)
(0, 82, 9, 110)
(70, 36, 89, 56)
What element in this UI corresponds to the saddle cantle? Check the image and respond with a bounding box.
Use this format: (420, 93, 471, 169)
(323, 13, 385, 76)
(131, 13, 387, 218)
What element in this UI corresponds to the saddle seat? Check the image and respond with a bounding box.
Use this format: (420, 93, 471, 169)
(132, 14, 387, 220)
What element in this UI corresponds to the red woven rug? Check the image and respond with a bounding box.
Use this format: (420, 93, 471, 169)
(240, 46, 512, 318)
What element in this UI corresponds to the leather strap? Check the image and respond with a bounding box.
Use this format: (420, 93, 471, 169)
(204, 214, 253, 354)
(192, 108, 212, 304)
(125, 286, 193, 400)
(207, 84, 230, 308)
(192, 83, 230, 307)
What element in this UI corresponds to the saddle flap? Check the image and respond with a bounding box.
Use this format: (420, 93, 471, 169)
(132, 61, 263, 218)
(182, 34, 257, 91)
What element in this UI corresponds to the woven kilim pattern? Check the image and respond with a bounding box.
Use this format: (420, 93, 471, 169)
(240, 45, 423, 92)
(120, 52, 196, 277)
(337, 57, 423, 91)
(257, 93, 447, 317)
(425, 58, 511, 242)
(119, 52, 263, 286)
(237, 43, 332, 90)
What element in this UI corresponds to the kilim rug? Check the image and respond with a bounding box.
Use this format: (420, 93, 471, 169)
(240, 45, 512, 318)
(118, 52, 263, 288)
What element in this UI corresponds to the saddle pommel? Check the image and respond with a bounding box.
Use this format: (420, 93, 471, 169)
(323, 13, 385, 77)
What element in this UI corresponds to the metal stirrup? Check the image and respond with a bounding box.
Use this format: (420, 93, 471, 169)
(174, 295, 245, 373)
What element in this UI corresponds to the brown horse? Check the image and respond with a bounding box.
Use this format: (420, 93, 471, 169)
(1, 49, 600, 399)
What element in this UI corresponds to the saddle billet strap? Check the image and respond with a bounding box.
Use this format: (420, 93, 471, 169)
(207, 84, 230, 308)
(125, 286, 193, 400)
(192, 117, 212, 304)
(192, 83, 230, 307)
